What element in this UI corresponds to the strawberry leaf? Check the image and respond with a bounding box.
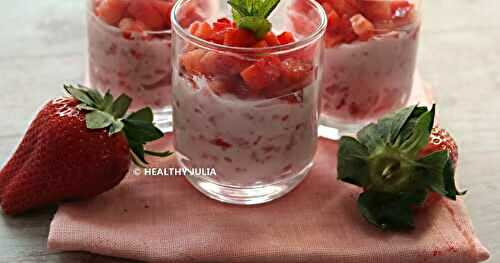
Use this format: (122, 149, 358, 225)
(337, 104, 464, 231)
(86, 111, 114, 129)
(338, 137, 370, 187)
(64, 85, 96, 107)
(63, 84, 172, 167)
(400, 105, 435, 155)
(127, 108, 154, 123)
(358, 190, 427, 231)
(111, 94, 132, 118)
(416, 150, 449, 197)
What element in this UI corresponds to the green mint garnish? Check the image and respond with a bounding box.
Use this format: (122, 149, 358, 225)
(64, 84, 173, 167)
(337, 105, 465, 231)
(228, 0, 280, 39)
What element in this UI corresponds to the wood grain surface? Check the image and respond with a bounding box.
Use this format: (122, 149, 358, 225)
(0, 0, 498, 262)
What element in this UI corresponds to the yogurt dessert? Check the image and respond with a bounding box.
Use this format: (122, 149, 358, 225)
(87, 0, 176, 127)
(295, 0, 421, 132)
(171, 0, 326, 204)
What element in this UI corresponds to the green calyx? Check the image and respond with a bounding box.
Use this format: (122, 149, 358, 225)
(337, 104, 465, 231)
(228, 0, 280, 39)
(63, 84, 173, 167)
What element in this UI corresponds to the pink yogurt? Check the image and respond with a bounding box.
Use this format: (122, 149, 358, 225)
(173, 76, 319, 186)
(87, 7, 172, 111)
(321, 26, 420, 125)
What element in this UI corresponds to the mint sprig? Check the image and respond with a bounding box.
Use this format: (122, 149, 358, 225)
(228, 0, 280, 39)
(63, 85, 173, 167)
(337, 105, 465, 231)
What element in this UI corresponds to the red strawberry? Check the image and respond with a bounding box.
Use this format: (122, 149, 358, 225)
(419, 127, 459, 168)
(96, 0, 130, 26)
(337, 105, 465, 230)
(0, 85, 171, 215)
(419, 127, 459, 208)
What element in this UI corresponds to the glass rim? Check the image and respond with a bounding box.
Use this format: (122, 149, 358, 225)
(86, 0, 172, 35)
(171, 0, 328, 54)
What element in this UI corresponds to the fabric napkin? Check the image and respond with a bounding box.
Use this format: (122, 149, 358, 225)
(48, 79, 489, 262)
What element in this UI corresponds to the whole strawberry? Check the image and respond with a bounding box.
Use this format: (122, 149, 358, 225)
(0, 85, 172, 215)
(337, 105, 465, 230)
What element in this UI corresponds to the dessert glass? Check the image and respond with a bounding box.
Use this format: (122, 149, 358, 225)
(86, 0, 174, 131)
(171, 0, 327, 205)
(316, 0, 422, 136)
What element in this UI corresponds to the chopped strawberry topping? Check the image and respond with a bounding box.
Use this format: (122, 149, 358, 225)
(277, 32, 296, 45)
(241, 57, 282, 91)
(309, 0, 417, 47)
(95, 0, 175, 33)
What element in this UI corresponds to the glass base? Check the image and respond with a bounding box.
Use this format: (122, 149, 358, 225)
(153, 106, 173, 133)
(319, 115, 367, 140)
(181, 159, 314, 205)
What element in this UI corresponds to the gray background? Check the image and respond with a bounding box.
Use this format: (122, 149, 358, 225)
(0, 0, 498, 262)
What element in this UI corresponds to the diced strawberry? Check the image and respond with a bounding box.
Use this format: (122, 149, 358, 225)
(128, 0, 164, 30)
(240, 57, 282, 91)
(210, 30, 226, 44)
(193, 22, 214, 40)
(252, 40, 269, 48)
(280, 58, 313, 84)
(324, 34, 345, 47)
(224, 28, 257, 47)
(199, 51, 251, 75)
(181, 49, 207, 74)
(321, 2, 334, 14)
(337, 15, 357, 43)
(212, 18, 233, 31)
(96, 0, 130, 26)
(119, 17, 147, 32)
(350, 14, 374, 41)
(391, 1, 414, 19)
(264, 32, 280, 46)
(189, 21, 201, 34)
(359, 1, 393, 22)
(327, 9, 341, 32)
(277, 32, 295, 45)
(330, 0, 360, 17)
(152, 0, 173, 29)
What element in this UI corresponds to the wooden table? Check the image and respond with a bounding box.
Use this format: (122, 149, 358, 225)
(0, 0, 498, 262)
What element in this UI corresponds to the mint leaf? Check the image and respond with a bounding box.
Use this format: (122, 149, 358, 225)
(238, 16, 272, 39)
(258, 0, 280, 18)
(228, 0, 280, 39)
(86, 111, 114, 129)
(337, 136, 370, 187)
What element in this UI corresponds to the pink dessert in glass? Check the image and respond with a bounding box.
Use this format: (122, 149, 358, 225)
(86, 0, 177, 128)
(171, 0, 326, 204)
(295, 0, 421, 133)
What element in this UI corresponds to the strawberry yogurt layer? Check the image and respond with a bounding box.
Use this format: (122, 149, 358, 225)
(173, 18, 321, 186)
(87, 0, 175, 110)
(296, 0, 420, 126)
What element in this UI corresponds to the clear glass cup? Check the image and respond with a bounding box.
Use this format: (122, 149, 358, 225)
(171, 0, 327, 205)
(308, 0, 422, 137)
(86, 0, 174, 131)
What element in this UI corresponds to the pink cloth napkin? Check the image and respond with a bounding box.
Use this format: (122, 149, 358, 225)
(48, 80, 489, 262)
